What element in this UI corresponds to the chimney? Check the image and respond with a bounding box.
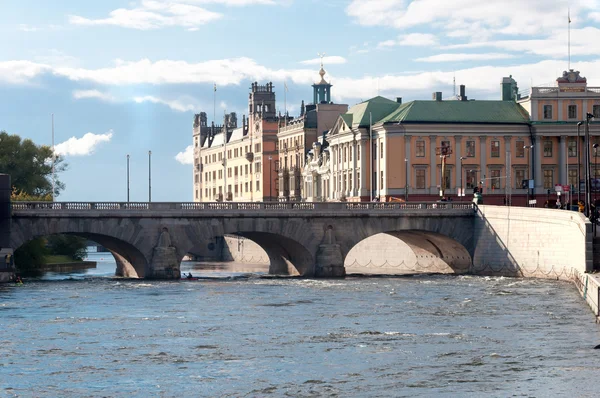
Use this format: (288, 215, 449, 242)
(432, 92, 442, 101)
(396, 97, 402, 104)
(459, 85, 467, 101)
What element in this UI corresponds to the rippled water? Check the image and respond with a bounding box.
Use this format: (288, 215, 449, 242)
(1, 255, 600, 397)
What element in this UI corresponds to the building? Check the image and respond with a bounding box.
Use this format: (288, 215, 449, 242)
(305, 70, 600, 206)
(276, 64, 348, 201)
(192, 82, 279, 202)
(517, 69, 600, 205)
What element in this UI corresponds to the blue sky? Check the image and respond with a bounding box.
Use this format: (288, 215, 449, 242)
(2, 0, 600, 202)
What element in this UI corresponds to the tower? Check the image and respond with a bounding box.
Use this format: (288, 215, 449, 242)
(312, 56, 332, 104)
(248, 82, 276, 126)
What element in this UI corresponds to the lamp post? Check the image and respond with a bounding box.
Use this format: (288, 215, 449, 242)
(126, 154, 130, 203)
(524, 145, 533, 207)
(404, 158, 408, 201)
(268, 155, 272, 202)
(585, 112, 594, 219)
(594, 143, 599, 206)
(459, 156, 466, 201)
(578, 121, 583, 204)
(148, 150, 152, 203)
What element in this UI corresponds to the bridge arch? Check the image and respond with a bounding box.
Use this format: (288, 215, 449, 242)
(178, 217, 318, 276)
(344, 231, 472, 275)
(10, 218, 151, 278)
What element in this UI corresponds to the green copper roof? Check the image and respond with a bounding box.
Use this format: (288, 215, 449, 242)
(343, 96, 401, 128)
(380, 100, 530, 124)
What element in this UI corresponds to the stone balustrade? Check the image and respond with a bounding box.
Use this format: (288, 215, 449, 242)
(11, 201, 476, 212)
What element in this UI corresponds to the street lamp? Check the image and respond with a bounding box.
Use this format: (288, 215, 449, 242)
(268, 155, 272, 202)
(459, 156, 466, 201)
(148, 150, 152, 203)
(577, 121, 583, 204)
(404, 158, 408, 201)
(585, 112, 594, 219)
(126, 154, 130, 203)
(594, 143, 599, 205)
(524, 145, 533, 207)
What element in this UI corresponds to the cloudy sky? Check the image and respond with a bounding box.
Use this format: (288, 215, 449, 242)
(2, 0, 600, 201)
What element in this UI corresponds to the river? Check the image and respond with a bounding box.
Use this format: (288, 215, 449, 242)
(1, 251, 599, 397)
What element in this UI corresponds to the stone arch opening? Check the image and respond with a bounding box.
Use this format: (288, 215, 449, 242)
(13, 233, 148, 278)
(344, 230, 472, 275)
(237, 232, 314, 276)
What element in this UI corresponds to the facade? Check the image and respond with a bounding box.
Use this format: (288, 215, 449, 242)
(191, 69, 600, 207)
(277, 65, 348, 201)
(518, 69, 600, 204)
(303, 70, 600, 206)
(192, 82, 279, 202)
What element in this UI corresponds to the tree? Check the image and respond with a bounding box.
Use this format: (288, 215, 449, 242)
(0, 131, 66, 198)
(47, 235, 87, 261)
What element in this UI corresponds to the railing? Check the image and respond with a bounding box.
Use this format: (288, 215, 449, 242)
(11, 201, 477, 212)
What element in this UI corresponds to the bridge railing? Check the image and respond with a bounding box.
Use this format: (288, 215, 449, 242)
(11, 201, 476, 211)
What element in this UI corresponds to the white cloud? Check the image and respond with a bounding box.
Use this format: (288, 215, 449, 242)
(175, 145, 194, 165)
(219, 100, 227, 109)
(0, 61, 51, 84)
(69, 0, 283, 30)
(33, 50, 80, 68)
(133, 95, 198, 112)
(300, 56, 347, 65)
(54, 131, 113, 156)
(416, 53, 516, 63)
(18, 24, 39, 32)
(69, 1, 222, 31)
(72, 90, 117, 102)
(378, 33, 438, 49)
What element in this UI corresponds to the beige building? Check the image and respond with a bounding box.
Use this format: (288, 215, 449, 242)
(192, 82, 279, 202)
(277, 65, 347, 201)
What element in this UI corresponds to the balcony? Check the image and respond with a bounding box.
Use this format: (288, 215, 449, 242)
(245, 152, 254, 162)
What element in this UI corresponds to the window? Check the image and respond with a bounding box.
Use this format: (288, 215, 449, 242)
(491, 169, 501, 190)
(543, 105, 553, 119)
(515, 169, 525, 189)
(594, 105, 600, 118)
(569, 169, 578, 188)
(466, 140, 475, 157)
(234, 167, 238, 177)
(543, 169, 554, 189)
(568, 105, 577, 119)
(255, 143, 261, 152)
(416, 140, 425, 157)
(256, 180, 260, 191)
(195, 189, 198, 199)
(516, 140, 525, 157)
(543, 140, 553, 157)
(466, 170, 477, 189)
(416, 169, 426, 189)
(245, 182, 248, 192)
(343, 148, 347, 163)
(212, 171, 216, 181)
(234, 148, 238, 157)
(357, 146, 360, 161)
(245, 164, 248, 175)
(195, 174, 199, 183)
(568, 138, 577, 157)
(380, 142, 384, 159)
(491, 140, 500, 157)
(380, 170, 384, 188)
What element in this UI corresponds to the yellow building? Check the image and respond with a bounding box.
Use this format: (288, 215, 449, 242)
(518, 70, 600, 202)
(192, 82, 279, 202)
(276, 65, 348, 201)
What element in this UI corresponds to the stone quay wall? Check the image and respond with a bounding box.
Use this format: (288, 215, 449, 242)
(473, 205, 591, 280)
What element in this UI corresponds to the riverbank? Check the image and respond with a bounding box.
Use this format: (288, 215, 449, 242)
(36, 260, 97, 273)
(573, 269, 600, 323)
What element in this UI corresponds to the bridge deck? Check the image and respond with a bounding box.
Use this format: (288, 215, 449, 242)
(11, 201, 477, 218)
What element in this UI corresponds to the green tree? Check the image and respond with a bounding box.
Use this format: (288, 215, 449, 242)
(47, 235, 88, 261)
(0, 131, 66, 197)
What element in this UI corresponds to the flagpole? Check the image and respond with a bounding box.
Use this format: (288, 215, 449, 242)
(568, 8, 571, 70)
(51, 113, 55, 200)
(284, 79, 287, 127)
(213, 83, 216, 124)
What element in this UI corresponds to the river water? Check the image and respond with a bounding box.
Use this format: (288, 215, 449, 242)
(1, 252, 600, 397)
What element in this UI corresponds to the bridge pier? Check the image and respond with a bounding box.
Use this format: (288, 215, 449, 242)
(146, 228, 180, 279)
(315, 226, 345, 278)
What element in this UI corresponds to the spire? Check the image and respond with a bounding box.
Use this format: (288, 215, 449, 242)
(317, 52, 328, 84)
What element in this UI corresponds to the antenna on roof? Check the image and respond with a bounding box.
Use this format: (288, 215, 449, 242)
(453, 72, 456, 97)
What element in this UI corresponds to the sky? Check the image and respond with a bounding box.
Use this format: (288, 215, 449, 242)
(2, 0, 600, 202)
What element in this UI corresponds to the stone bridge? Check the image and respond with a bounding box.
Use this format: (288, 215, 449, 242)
(10, 201, 476, 279)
